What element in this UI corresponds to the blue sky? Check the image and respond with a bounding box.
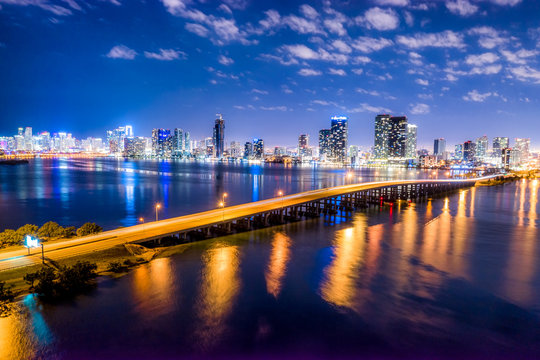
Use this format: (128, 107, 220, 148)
(0, 0, 539, 149)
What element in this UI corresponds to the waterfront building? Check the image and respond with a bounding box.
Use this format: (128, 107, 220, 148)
(330, 116, 348, 163)
(151, 128, 172, 157)
(492, 137, 509, 158)
(123, 137, 146, 157)
(274, 146, 286, 156)
(107, 126, 130, 154)
(318, 129, 332, 159)
(244, 141, 253, 159)
(463, 141, 476, 162)
(172, 128, 187, 157)
(298, 134, 309, 157)
(454, 144, 463, 160)
(433, 138, 446, 158)
(475, 135, 488, 160)
(253, 138, 264, 159)
(502, 147, 521, 169)
(213, 114, 225, 158)
(230, 141, 243, 158)
(514, 138, 530, 161)
(24, 127, 32, 151)
(374, 114, 391, 159)
(405, 124, 417, 159)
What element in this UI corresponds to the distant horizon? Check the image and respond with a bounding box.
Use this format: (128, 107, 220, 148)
(1, 0, 540, 148)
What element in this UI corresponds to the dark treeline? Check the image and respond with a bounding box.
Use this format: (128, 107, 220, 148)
(0, 221, 103, 248)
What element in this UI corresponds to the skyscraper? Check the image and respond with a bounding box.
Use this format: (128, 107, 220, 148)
(388, 116, 407, 158)
(433, 138, 446, 157)
(24, 127, 33, 151)
(151, 128, 172, 157)
(298, 134, 309, 157)
(514, 138, 530, 161)
(253, 138, 264, 159)
(172, 128, 185, 157)
(475, 135, 488, 159)
(463, 141, 476, 162)
(492, 137, 509, 157)
(318, 129, 331, 159)
(330, 116, 348, 163)
(374, 114, 391, 159)
(244, 141, 253, 159)
(405, 124, 417, 159)
(213, 114, 225, 158)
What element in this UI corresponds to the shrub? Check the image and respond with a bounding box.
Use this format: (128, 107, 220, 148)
(14, 224, 38, 245)
(76, 223, 103, 237)
(0, 229, 17, 248)
(63, 226, 76, 238)
(0, 281, 14, 302)
(38, 221, 62, 239)
(107, 261, 127, 273)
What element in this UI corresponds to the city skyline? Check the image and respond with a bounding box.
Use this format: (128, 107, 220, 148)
(1, 1, 540, 147)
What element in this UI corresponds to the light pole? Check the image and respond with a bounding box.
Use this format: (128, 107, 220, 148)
(277, 190, 284, 209)
(155, 203, 161, 222)
(219, 201, 225, 222)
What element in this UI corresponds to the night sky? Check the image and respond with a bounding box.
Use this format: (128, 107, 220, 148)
(0, 0, 539, 149)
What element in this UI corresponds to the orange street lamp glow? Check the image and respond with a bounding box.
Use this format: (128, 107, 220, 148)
(155, 203, 161, 221)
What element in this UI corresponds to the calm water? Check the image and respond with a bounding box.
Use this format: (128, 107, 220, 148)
(0, 158, 440, 231)
(1, 160, 539, 359)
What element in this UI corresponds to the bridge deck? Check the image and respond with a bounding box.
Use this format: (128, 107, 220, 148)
(0, 176, 497, 271)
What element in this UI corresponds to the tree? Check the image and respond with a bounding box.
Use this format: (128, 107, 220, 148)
(0, 229, 17, 248)
(76, 223, 103, 237)
(14, 224, 38, 245)
(62, 226, 76, 238)
(0, 281, 14, 302)
(38, 221, 62, 239)
(31, 267, 58, 298)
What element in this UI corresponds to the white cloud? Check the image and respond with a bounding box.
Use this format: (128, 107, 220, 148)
(462, 90, 495, 102)
(258, 9, 281, 30)
(409, 103, 430, 114)
(260, 105, 288, 111)
(281, 85, 293, 94)
(185, 23, 209, 37)
(415, 78, 429, 86)
(465, 52, 499, 65)
(396, 30, 465, 49)
(222, 0, 248, 10)
(282, 44, 349, 65)
(445, 0, 478, 17)
(403, 11, 414, 27)
(349, 103, 392, 113)
(324, 19, 347, 36)
(312, 100, 338, 106)
(374, 0, 409, 6)
(251, 88, 268, 95)
(509, 65, 540, 84)
(351, 36, 393, 53)
(106, 45, 137, 59)
(467, 26, 508, 49)
(299, 4, 319, 19)
(284, 15, 324, 34)
(218, 55, 234, 65)
(298, 68, 322, 76)
(144, 48, 186, 61)
(469, 64, 502, 75)
(352, 68, 364, 75)
(329, 68, 346, 76)
(488, 0, 521, 5)
(218, 4, 232, 14)
(332, 39, 352, 54)
(353, 56, 371, 64)
(360, 7, 399, 31)
(356, 88, 380, 96)
(500, 49, 538, 64)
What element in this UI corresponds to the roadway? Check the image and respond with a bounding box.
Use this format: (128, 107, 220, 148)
(0, 176, 497, 271)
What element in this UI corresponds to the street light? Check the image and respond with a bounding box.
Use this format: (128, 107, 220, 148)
(219, 201, 225, 222)
(139, 217, 144, 224)
(346, 171, 354, 184)
(155, 203, 161, 222)
(277, 190, 284, 209)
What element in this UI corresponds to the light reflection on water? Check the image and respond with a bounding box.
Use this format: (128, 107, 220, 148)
(2, 178, 540, 358)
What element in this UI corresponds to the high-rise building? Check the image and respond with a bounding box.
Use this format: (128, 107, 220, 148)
(492, 137, 509, 158)
(405, 124, 417, 159)
(475, 135, 488, 159)
(213, 114, 225, 158)
(374, 114, 391, 159)
(318, 129, 332, 159)
(514, 138, 530, 161)
(151, 128, 172, 157)
(388, 116, 407, 158)
(463, 141, 476, 162)
(502, 147, 521, 169)
(107, 126, 130, 154)
(330, 116, 348, 163)
(454, 144, 463, 160)
(123, 137, 146, 157)
(172, 128, 186, 157)
(24, 127, 33, 151)
(244, 141, 253, 159)
(433, 138, 446, 157)
(253, 138, 264, 159)
(298, 134, 309, 157)
(230, 141, 243, 158)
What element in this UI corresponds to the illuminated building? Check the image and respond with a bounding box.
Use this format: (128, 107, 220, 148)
(454, 143, 463, 160)
(107, 126, 131, 154)
(151, 128, 172, 157)
(230, 141, 243, 158)
(244, 141, 253, 159)
(475, 135, 488, 160)
(172, 128, 187, 157)
(298, 134, 309, 157)
(433, 138, 446, 157)
(388, 116, 407, 158)
(318, 129, 331, 159)
(330, 116, 348, 163)
(502, 147, 521, 169)
(374, 114, 391, 159)
(213, 114, 225, 158)
(405, 124, 417, 159)
(253, 138, 264, 159)
(514, 138, 530, 161)
(492, 137, 509, 157)
(463, 140, 476, 162)
(124, 137, 146, 157)
(24, 127, 33, 151)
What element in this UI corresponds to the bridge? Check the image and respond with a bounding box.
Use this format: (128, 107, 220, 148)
(0, 175, 501, 271)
